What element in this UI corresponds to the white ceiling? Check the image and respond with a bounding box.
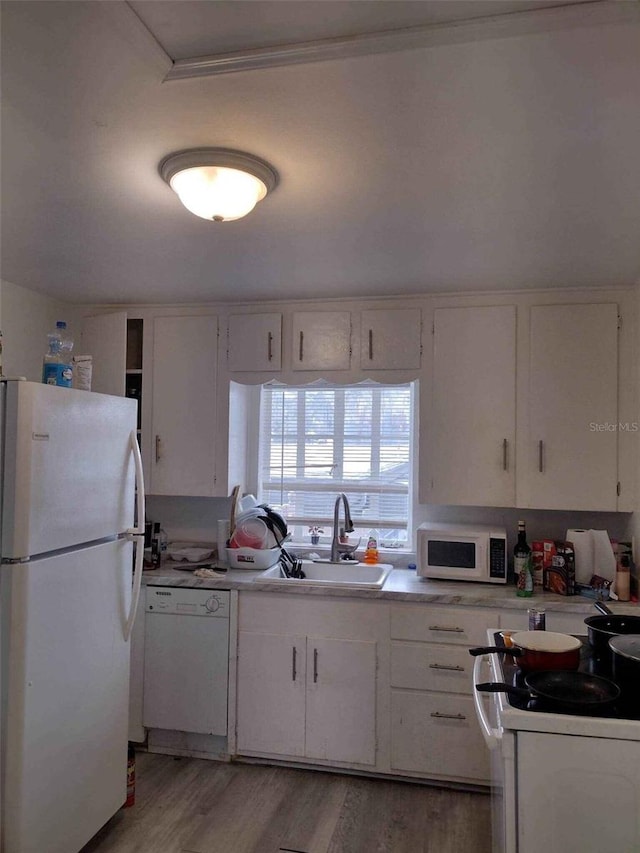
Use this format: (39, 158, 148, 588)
(1, 0, 639, 305)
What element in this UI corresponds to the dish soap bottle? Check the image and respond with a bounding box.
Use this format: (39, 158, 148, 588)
(515, 520, 533, 597)
(364, 530, 379, 564)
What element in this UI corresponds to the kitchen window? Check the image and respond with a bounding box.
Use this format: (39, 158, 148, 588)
(258, 380, 416, 548)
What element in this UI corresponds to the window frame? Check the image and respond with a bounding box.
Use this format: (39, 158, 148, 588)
(256, 379, 418, 550)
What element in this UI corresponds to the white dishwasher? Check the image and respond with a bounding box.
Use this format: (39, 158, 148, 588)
(143, 587, 230, 735)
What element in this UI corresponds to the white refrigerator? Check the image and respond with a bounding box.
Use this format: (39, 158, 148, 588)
(0, 379, 145, 853)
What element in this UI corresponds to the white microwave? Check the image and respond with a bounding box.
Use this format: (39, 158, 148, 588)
(417, 522, 508, 584)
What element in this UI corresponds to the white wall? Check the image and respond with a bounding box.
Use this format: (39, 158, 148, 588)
(1, 279, 80, 382)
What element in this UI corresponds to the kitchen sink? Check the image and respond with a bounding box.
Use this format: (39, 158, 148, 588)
(256, 562, 393, 589)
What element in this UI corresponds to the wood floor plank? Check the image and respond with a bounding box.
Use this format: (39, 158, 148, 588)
(423, 788, 492, 853)
(81, 754, 491, 853)
(81, 757, 240, 853)
(277, 771, 349, 853)
(181, 764, 298, 853)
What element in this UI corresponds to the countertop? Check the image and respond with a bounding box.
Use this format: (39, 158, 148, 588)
(142, 562, 638, 615)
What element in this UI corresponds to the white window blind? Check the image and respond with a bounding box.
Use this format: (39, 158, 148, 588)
(258, 381, 415, 547)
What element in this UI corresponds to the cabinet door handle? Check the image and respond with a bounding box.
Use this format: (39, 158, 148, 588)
(502, 438, 508, 471)
(538, 439, 545, 473)
(368, 328, 373, 361)
(313, 647, 318, 683)
(155, 434, 161, 462)
(292, 646, 297, 682)
(268, 331, 273, 362)
(429, 663, 465, 672)
(430, 711, 467, 721)
(299, 330, 304, 363)
(428, 625, 464, 633)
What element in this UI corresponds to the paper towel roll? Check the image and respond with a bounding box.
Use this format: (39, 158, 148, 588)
(591, 529, 616, 582)
(567, 529, 594, 585)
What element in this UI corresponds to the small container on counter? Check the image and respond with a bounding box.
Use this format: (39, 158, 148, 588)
(615, 555, 631, 602)
(528, 608, 546, 631)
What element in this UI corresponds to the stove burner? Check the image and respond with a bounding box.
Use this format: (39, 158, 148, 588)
(492, 632, 638, 720)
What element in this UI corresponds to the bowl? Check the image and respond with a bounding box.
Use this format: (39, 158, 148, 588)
(167, 544, 213, 562)
(226, 547, 281, 570)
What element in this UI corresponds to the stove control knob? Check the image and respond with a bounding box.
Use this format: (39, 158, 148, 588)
(205, 595, 220, 613)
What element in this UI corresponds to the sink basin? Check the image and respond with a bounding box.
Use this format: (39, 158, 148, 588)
(256, 562, 393, 589)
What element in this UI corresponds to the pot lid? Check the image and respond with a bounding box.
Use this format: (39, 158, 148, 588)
(512, 631, 582, 653)
(608, 635, 640, 661)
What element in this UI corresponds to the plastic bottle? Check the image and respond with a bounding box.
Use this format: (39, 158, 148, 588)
(150, 522, 162, 568)
(42, 321, 73, 387)
(364, 529, 379, 564)
(515, 520, 534, 597)
(159, 527, 168, 560)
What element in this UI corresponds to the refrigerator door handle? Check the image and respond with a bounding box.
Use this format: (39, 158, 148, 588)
(127, 431, 145, 537)
(125, 533, 144, 642)
(125, 431, 146, 641)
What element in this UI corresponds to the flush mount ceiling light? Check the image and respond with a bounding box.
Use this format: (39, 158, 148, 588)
(159, 148, 279, 222)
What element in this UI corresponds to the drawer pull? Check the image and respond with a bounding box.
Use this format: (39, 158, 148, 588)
(429, 663, 465, 672)
(428, 625, 465, 633)
(430, 711, 467, 721)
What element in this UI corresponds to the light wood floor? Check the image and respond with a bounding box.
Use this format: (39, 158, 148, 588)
(81, 753, 491, 853)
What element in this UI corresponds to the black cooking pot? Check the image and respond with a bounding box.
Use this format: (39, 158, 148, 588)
(608, 635, 640, 715)
(584, 602, 640, 666)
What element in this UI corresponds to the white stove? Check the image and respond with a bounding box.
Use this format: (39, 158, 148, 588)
(473, 629, 640, 853)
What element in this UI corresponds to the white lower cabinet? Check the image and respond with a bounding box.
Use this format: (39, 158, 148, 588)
(237, 630, 377, 766)
(388, 604, 493, 784)
(236, 631, 306, 756)
(236, 594, 380, 768)
(391, 691, 488, 780)
(305, 636, 376, 765)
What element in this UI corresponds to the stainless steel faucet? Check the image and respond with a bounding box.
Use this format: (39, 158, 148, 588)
(330, 493, 357, 563)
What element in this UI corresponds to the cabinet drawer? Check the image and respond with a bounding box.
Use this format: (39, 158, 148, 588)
(391, 642, 472, 694)
(391, 690, 489, 782)
(391, 604, 495, 646)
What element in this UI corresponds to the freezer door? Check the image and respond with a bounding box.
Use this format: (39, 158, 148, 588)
(2, 381, 136, 558)
(1, 539, 133, 853)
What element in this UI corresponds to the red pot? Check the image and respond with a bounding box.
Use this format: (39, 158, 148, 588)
(470, 631, 582, 672)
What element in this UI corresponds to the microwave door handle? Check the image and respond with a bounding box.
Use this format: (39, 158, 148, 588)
(472, 654, 502, 751)
(476, 541, 487, 575)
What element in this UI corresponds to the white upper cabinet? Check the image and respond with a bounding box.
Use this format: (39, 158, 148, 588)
(360, 308, 422, 370)
(292, 311, 351, 370)
(150, 314, 218, 497)
(81, 311, 127, 396)
(227, 313, 282, 372)
(522, 303, 619, 511)
(425, 305, 516, 507)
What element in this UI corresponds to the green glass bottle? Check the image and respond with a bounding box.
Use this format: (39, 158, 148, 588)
(515, 520, 534, 597)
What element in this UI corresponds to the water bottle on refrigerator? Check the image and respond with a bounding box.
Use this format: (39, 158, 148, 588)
(42, 321, 74, 387)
